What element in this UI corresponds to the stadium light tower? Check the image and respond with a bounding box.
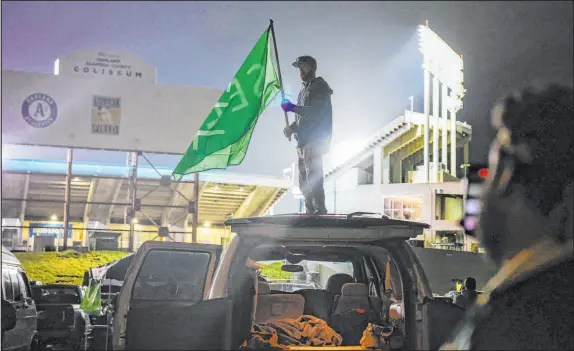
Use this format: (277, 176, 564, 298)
(418, 22, 465, 181)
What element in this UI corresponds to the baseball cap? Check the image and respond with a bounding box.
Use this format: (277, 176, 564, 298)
(292, 55, 317, 70)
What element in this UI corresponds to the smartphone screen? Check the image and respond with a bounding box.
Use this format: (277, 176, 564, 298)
(465, 198, 481, 216)
(461, 165, 488, 235)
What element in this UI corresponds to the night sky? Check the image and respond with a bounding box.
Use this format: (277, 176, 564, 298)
(2, 1, 573, 177)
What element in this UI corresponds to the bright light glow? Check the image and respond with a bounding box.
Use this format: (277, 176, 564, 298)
(54, 59, 60, 75)
(132, 218, 138, 224)
(50, 215, 58, 221)
(204, 221, 211, 228)
(328, 139, 366, 169)
(212, 184, 220, 190)
(446, 95, 464, 112)
(72, 177, 82, 182)
(418, 24, 464, 96)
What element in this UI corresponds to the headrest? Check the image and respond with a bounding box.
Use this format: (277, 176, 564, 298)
(326, 273, 353, 294)
(258, 282, 271, 295)
(341, 283, 368, 297)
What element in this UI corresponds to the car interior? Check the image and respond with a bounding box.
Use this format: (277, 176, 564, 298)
(235, 243, 408, 350)
(251, 246, 392, 322)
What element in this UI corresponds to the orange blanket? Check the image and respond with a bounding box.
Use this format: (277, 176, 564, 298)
(243, 315, 343, 349)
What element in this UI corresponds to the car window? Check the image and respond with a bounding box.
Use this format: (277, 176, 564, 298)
(258, 260, 354, 292)
(3, 270, 14, 301)
(32, 286, 81, 304)
(9, 270, 22, 301)
(16, 273, 28, 299)
(132, 250, 212, 301)
(19, 271, 32, 298)
(363, 257, 380, 296)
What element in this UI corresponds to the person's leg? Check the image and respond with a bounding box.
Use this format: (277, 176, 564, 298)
(298, 148, 315, 214)
(311, 153, 327, 214)
(303, 146, 327, 214)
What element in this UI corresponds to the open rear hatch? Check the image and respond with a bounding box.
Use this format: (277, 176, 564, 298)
(113, 242, 224, 350)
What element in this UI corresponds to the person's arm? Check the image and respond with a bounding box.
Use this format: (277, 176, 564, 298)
(453, 293, 466, 307)
(292, 85, 331, 120)
(288, 121, 297, 131)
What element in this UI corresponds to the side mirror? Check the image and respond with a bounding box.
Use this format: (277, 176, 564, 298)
(1, 299, 17, 332)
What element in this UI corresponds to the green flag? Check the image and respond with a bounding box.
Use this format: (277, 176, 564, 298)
(80, 279, 102, 316)
(173, 26, 281, 178)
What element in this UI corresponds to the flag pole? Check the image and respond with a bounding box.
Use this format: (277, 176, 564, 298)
(269, 19, 291, 141)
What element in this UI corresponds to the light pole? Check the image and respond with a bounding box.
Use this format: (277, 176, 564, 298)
(418, 22, 465, 180)
(460, 163, 470, 178)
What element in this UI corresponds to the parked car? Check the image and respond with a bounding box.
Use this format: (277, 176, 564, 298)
(2, 299, 17, 342)
(31, 284, 92, 350)
(112, 213, 467, 350)
(1, 245, 39, 351)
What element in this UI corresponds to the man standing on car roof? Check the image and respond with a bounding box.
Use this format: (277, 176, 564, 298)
(441, 85, 574, 350)
(281, 55, 334, 215)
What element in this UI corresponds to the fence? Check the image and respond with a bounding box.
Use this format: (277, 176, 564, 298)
(1, 224, 234, 252)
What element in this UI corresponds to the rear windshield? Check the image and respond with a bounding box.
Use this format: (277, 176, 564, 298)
(257, 260, 354, 293)
(132, 250, 211, 301)
(32, 286, 81, 304)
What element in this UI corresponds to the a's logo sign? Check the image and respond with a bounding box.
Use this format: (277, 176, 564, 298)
(21, 93, 58, 128)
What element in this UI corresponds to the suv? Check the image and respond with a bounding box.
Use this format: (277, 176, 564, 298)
(1, 245, 39, 351)
(112, 214, 465, 350)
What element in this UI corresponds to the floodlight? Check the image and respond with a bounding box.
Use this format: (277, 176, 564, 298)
(418, 24, 464, 92)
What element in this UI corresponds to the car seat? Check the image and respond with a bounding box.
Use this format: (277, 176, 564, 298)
(255, 282, 305, 323)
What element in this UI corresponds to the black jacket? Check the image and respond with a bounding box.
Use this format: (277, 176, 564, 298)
(443, 249, 573, 350)
(291, 77, 333, 153)
(454, 290, 478, 309)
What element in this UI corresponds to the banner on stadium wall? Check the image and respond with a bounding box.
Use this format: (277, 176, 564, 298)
(29, 223, 73, 239)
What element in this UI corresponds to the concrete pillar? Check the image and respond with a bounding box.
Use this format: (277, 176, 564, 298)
(62, 148, 73, 251)
(451, 107, 457, 176)
(128, 151, 139, 252)
(423, 64, 431, 183)
(401, 157, 410, 184)
(382, 156, 390, 185)
(432, 75, 440, 183)
(183, 214, 192, 243)
(441, 84, 449, 172)
(373, 146, 383, 185)
(18, 174, 31, 249)
(390, 154, 402, 184)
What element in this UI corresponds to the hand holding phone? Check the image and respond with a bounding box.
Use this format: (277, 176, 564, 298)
(461, 165, 489, 235)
